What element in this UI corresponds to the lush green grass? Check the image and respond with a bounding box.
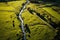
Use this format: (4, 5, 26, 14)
(22, 9, 56, 40)
(43, 7, 60, 20)
(0, 1, 59, 40)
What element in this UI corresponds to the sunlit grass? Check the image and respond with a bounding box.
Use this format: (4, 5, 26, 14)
(43, 7, 60, 20)
(0, 1, 59, 40)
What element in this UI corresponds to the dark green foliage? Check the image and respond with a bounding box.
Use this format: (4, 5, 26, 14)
(54, 30, 60, 40)
(42, 0, 60, 3)
(25, 24, 31, 33)
(0, 0, 16, 2)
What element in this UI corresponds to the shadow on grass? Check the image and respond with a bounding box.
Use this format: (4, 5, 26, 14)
(27, 7, 60, 29)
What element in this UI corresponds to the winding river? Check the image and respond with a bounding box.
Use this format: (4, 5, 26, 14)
(19, 0, 30, 40)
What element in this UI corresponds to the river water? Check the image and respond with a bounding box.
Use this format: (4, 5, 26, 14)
(19, 0, 30, 40)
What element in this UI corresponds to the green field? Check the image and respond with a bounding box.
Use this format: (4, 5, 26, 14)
(0, 0, 60, 40)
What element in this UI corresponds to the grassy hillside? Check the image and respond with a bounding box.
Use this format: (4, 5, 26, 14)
(0, 0, 60, 40)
